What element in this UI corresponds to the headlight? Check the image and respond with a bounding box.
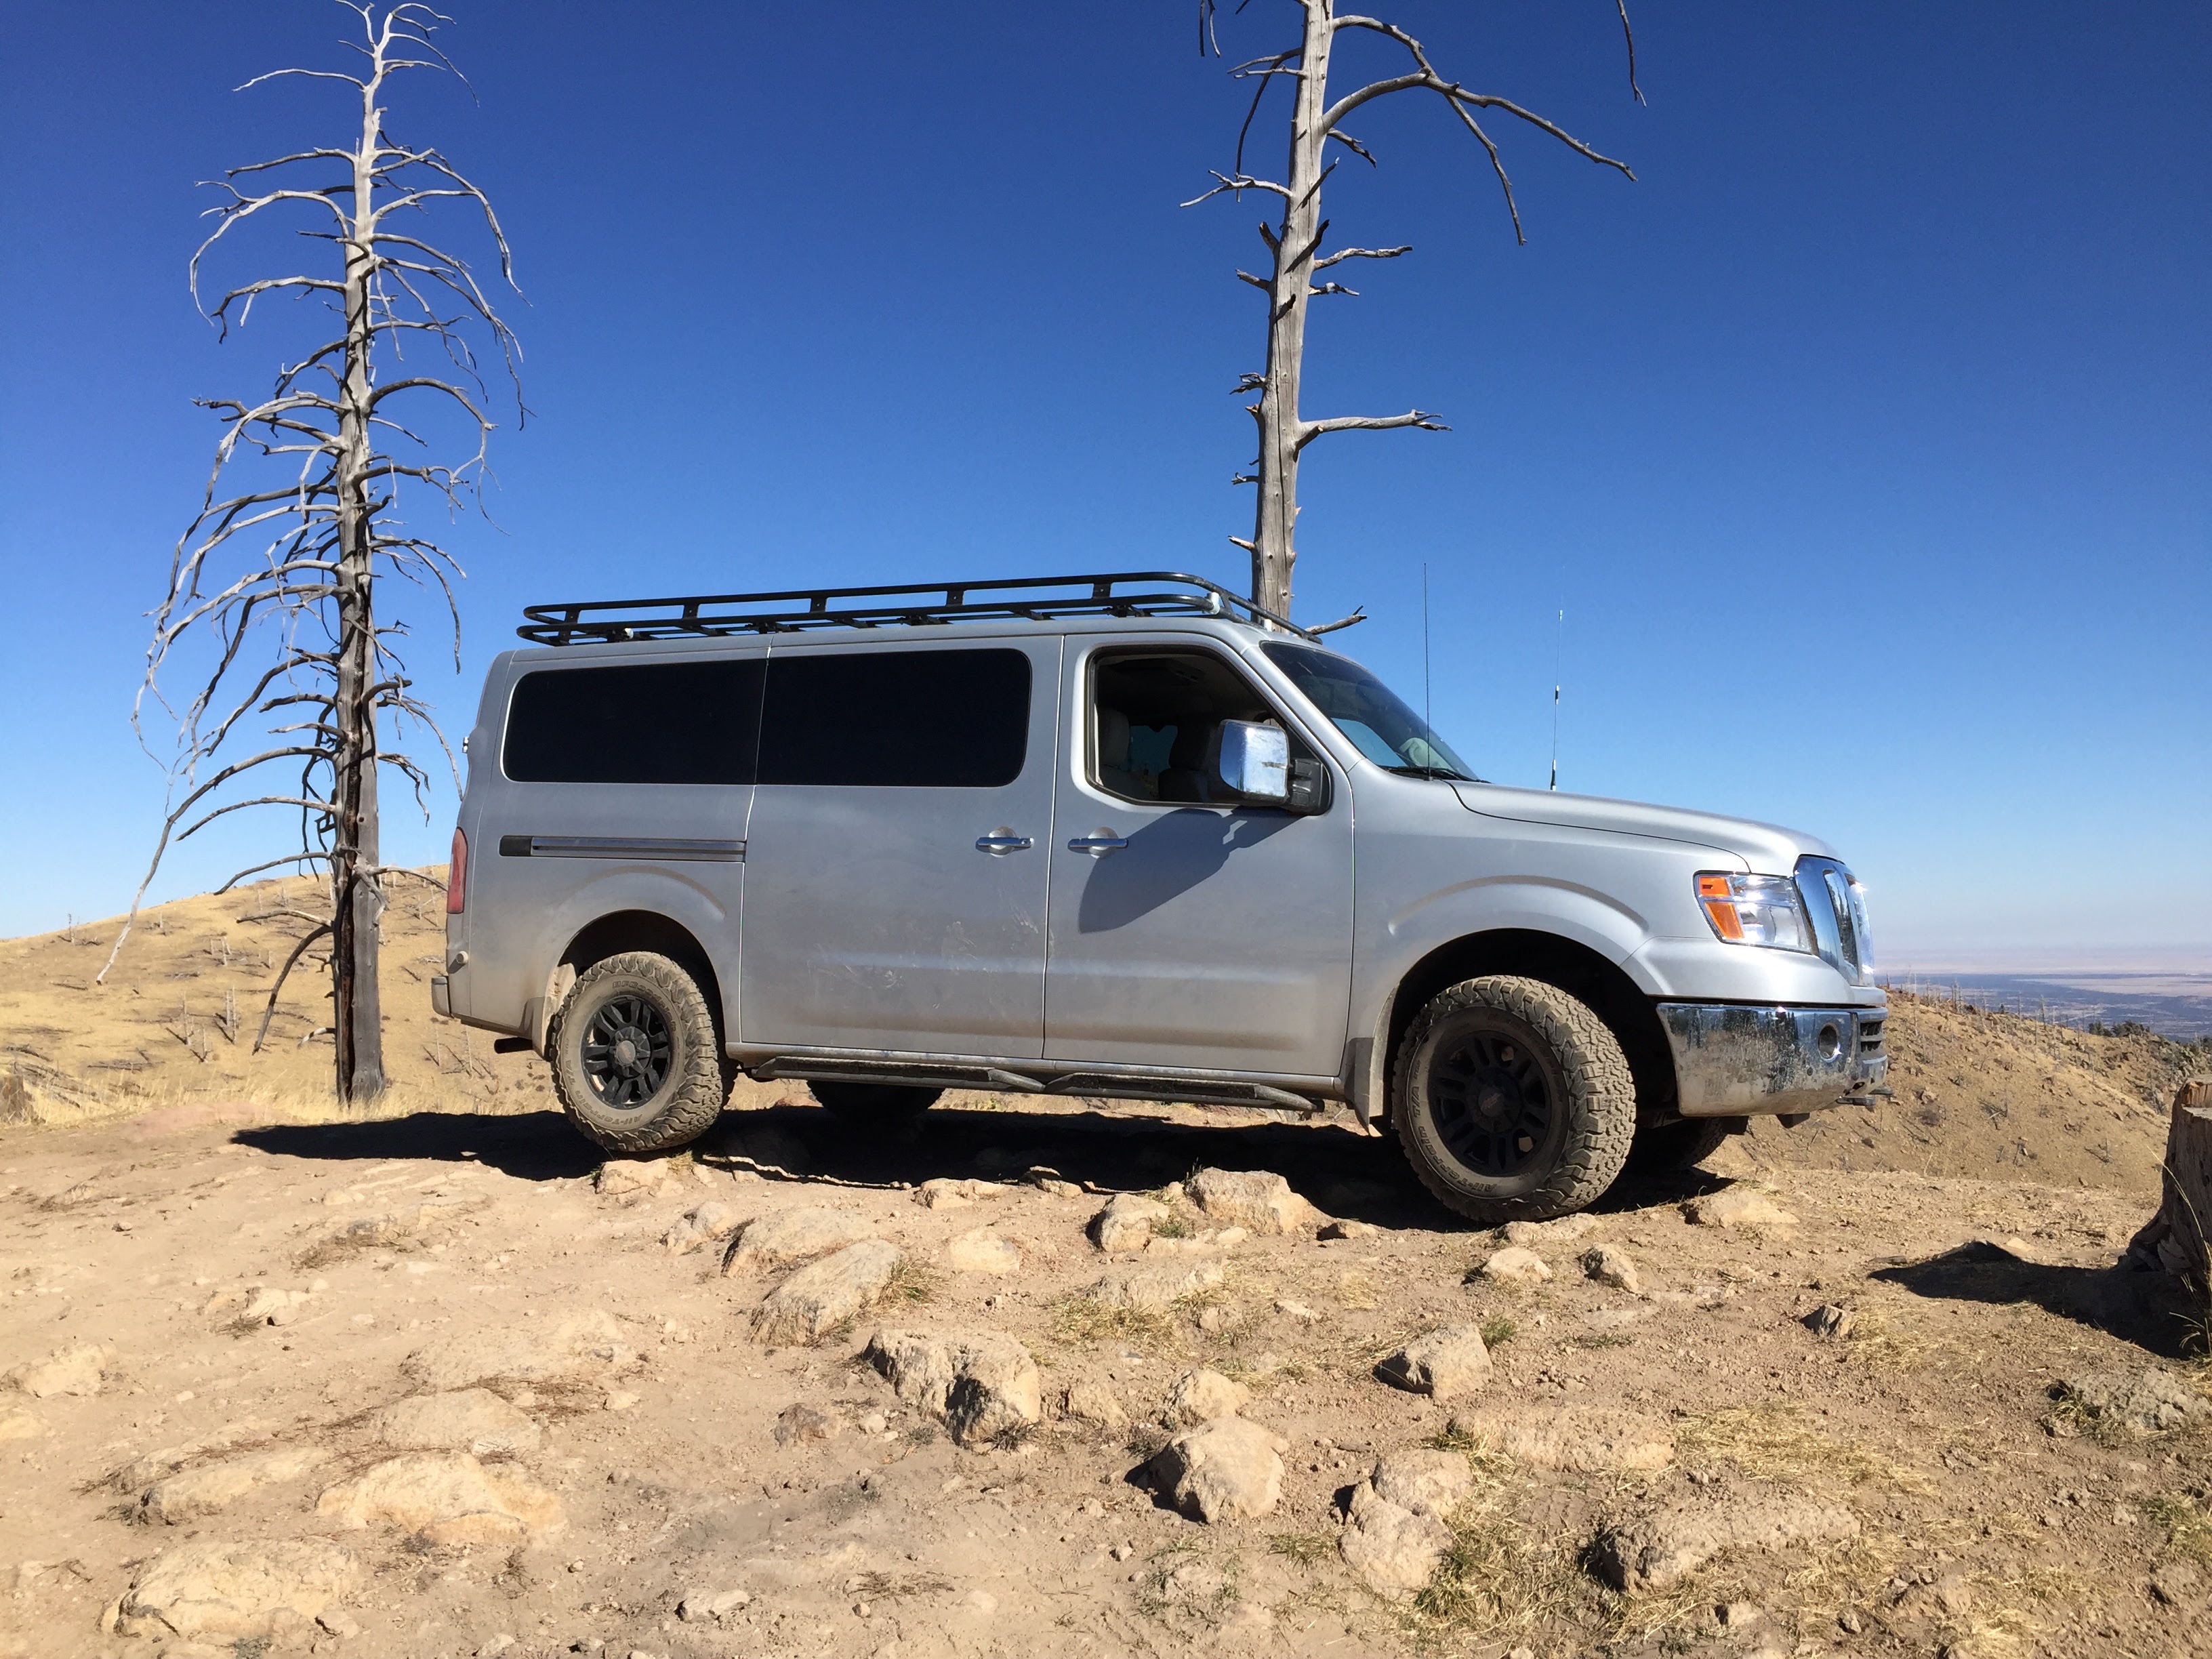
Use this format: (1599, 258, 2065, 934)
(1695, 872, 1813, 952)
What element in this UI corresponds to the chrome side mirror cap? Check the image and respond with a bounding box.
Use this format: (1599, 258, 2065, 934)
(1216, 720, 1290, 803)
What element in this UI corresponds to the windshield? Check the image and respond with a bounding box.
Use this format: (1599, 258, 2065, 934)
(1261, 642, 1478, 780)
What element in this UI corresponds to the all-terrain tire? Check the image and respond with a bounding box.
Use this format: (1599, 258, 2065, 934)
(550, 951, 728, 1155)
(1624, 1115, 1736, 1175)
(810, 1082, 943, 1123)
(1392, 975, 1637, 1225)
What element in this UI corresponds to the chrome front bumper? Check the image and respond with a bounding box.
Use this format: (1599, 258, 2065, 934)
(1659, 1002, 1887, 1119)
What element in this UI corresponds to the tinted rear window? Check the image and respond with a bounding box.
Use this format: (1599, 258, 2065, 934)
(502, 658, 764, 784)
(759, 649, 1029, 787)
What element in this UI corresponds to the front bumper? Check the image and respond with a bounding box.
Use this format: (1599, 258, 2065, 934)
(1659, 1002, 1887, 1119)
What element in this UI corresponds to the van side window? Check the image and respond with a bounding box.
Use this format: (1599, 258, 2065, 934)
(758, 649, 1029, 787)
(1090, 650, 1296, 805)
(503, 658, 764, 784)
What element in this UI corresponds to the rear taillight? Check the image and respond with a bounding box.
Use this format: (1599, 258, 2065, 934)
(447, 827, 467, 914)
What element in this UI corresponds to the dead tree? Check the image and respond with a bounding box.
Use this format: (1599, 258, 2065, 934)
(98, 1, 522, 1103)
(1191, 1, 1640, 621)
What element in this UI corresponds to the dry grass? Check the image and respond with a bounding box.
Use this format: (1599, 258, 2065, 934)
(0, 869, 552, 1133)
(2143, 1490, 2212, 1571)
(1675, 1401, 1932, 1494)
(1050, 1294, 1177, 1353)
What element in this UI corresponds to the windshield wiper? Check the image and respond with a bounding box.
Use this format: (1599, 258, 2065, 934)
(1385, 764, 1475, 782)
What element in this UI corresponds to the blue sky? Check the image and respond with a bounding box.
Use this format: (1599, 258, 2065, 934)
(1, 1, 2205, 966)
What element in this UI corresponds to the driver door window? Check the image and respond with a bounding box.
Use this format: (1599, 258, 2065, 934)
(1090, 650, 1294, 806)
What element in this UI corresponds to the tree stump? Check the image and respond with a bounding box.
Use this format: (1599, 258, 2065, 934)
(2125, 1077, 2212, 1286)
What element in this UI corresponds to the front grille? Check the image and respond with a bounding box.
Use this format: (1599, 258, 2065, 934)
(1795, 856, 1873, 987)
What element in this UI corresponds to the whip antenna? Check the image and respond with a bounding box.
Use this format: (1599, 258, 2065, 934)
(1549, 607, 1563, 790)
(1421, 564, 1433, 739)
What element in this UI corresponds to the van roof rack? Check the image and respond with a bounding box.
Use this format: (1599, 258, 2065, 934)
(516, 571, 1311, 647)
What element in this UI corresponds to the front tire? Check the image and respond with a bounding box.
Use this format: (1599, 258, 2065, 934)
(1392, 975, 1637, 1225)
(550, 951, 728, 1155)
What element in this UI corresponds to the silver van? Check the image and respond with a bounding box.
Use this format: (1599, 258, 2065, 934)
(435, 573, 1887, 1222)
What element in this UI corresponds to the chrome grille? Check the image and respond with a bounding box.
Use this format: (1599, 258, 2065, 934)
(1795, 856, 1874, 987)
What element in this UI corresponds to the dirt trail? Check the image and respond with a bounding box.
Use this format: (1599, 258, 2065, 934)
(3, 886, 2210, 1657)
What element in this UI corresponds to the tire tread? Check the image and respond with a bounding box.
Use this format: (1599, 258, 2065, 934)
(1393, 974, 1637, 1225)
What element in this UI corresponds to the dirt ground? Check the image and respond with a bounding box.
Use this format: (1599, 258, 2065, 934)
(3, 889, 2211, 1659)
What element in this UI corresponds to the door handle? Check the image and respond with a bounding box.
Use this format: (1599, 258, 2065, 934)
(975, 832, 1035, 855)
(1067, 832, 1128, 857)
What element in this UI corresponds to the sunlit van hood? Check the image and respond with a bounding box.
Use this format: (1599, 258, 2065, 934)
(1450, 782, 1833, 874)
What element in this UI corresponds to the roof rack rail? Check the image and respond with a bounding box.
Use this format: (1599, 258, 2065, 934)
(516, 571, 1311, 647)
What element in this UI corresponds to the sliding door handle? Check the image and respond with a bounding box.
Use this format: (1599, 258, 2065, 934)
(975, 832, 1035, 855)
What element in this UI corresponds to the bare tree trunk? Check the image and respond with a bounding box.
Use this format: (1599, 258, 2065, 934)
(104, 4, 519, 1103)
(331, 76, 386, 1102)
(1247, 0, 1334, 619)
(1195, 1, 1637, 623)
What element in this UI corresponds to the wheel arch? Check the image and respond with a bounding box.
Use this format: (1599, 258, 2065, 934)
(1378, 928, 1676, 1126)
(535, 909, 728, 1057)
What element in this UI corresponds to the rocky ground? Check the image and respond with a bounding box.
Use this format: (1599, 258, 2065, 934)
(4, 1084, 2211, 1659)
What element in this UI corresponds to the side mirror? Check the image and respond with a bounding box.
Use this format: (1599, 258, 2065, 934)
(1216, 720, 1290, 804)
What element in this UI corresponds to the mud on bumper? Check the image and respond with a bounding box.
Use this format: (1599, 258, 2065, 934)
(1659, 1002, 1888, 1119)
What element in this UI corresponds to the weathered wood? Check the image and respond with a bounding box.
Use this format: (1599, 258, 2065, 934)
(1191, 1, 1638, 621)
(2125, 1077, 2212, 1285)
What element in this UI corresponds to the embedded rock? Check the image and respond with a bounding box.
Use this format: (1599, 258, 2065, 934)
(1151, 1416, 1287, 1523)
(1369, 1448, 1474, 1518)
(138, 1446, 329, 1524)
(1374, 1325, 1492, 1400)
(1317, 1218, 1379, 1241)
(5, 1343, 112, 1398)
(751, 1239, 903, 1345)
(1596, 1496, 1860, 1591)
(864, 1326, 1042, 1444)
(1187, 1168, 1318, 1236)
(315, 1451, 565, 1546)
(1504, 1214, 1602, 1248)
(943, 1228, 1023, 1275)
(595, 1157, 676, 1197)
(1683, 1189, 1799, 1229)
(1166, 1367, 1251, 1426)
(1338, 1481, 1452, 1595)
(1089, 1193, 1170, 1254)
(1088, 1255, 1226, 1310)
(1477, 1246, 1552, 1286)
(112, 1538, 361, 1643)
(2058, 1367, 2212, 1437)
(404, 1309, 633, 1391)
(1580, 1244, 1641, 1294)
(1448, 1405, 1675, 1473)
(1803, 1303, 1856, 1338)
(369, 1389, 542, 1457)
(914, 1177, 1007, 1210)
(721, 1206, 878, 1276)
(1060, 1379, 1129, 1429)
(663, 1202, 745, 1255)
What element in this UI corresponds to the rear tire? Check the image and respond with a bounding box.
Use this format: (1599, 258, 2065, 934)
(1625, 1115, 1736, 1174)
(810, 1081, 942, 1123)
(1392, 975, 1636, 1225)
(550, 951, 728, 1155)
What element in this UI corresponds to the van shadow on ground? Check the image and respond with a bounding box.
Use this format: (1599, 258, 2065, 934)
(1870, 1240, 2200, 1361)
(235, 1099, 1739, 1233)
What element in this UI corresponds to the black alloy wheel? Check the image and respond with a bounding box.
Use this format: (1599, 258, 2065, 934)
(1423, 1026, 1565, 1179)
(578, 993, 673, 1109)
